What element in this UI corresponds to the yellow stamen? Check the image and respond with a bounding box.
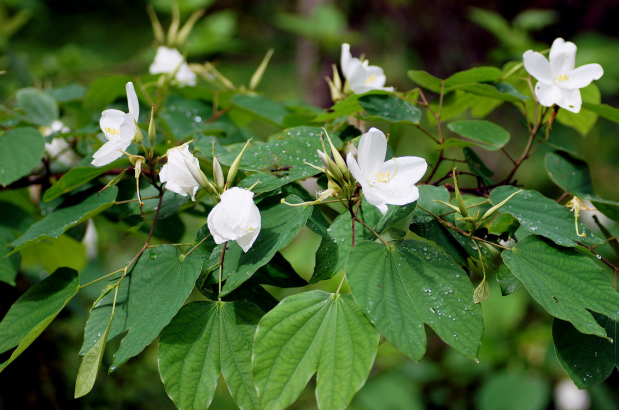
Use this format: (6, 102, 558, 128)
(375, 171, 391, 183)
(365, 74, 377, 84)
(104, 127, 120, 135)
(556, 74, 569, 82)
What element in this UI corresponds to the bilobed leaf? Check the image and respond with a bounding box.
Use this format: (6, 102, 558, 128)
(75, 314, 113, 398)
(158, 301, 263, 410)
(410, 220, 469, 267)
(231, 94, 291, 128)
(553, 313, 618, 389)
(214, 195, 312, 296)
(79, 245, 203, 370)
(357, 94, 421, 125)
(159, 96, 220, 140)
(253, 252, 307, 288)
(490, 186, 603, 247)
(281, 181, 330, 236)
(0, 267, 79, 372)
(311, 200, 417, 283)
(9, 187, 118, 254)
(447, 120, 510, 151)
(502, 235, 618, 338)
(556, 83, 600, 136)
(582, 102, 619, 124)
(412, 185, 451, 224)
(346, 240, 483, 361)
(496, 264, 522, 296)
(45, 83, 86, 103)
(0, 127, 45, 187)
(16, 88, 58, 126)
(44, 158, 129, 201)
(253, 291, 379, 410)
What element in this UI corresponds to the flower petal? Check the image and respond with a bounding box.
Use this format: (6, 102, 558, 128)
(549, 38, 577, 75)
(362, 186, 389, 215)
(91, 140, 124, 167)
(357, 128, 387, 175)
(380, 156, 427, 186)
(175, 63, 197, 87)
(100, 109, 126, 140)
(556, 88, 582, 113)
(149, 46, 184, 74)
(561, 64, 604, 89)
(535, 82, 562, 107)
(346, 152, 365, 184)
(207, 205, 228, 244)
(523, 50, 552, 84)
(236, 228, 260, 253)
(372, 182, 420, 207)
(340, 43, 352, 76)
(126, 82, 139, 122)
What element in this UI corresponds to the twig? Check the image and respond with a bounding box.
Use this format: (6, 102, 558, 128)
(578, 242, 619, 275)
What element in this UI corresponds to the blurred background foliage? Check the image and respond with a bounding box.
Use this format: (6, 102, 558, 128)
(0, 0, 618, 409)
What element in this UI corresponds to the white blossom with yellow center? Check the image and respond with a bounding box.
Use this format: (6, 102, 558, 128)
(92, 82, 139, 167)
(207, 187, 262, 253)
(346, 128, 427, 215)
(340, 43, 394, 94)
(523, 38, 603, 113)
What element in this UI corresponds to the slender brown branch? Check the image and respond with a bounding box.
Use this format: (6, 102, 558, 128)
(355, 217, 389, 246)
(416, 125, 440, 144)
(218, 241, 228, 301)
(578, 242, 619, 274)
(556, 192, 569, 203)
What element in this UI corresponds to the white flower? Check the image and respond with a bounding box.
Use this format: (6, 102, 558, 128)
(43, 121, 79, 166)
(159, 143, 201, 201)
(340, 43, 394, 94)
(207, 187, 261, 253)
(149, 46, 197, 87)
(523, 38, 603, 113)
(346, 127, 427, 215)
(92, 82, 139, 167)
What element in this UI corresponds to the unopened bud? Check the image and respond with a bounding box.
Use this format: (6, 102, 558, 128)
(317, 149, 330, 170)
(480, 189, 523, 222)
(134, 158, 143, 179)
(213, 157, 225, 190)
(324, 129, 349, 178)
(249, 48, 274, 91)
(332, 64, 342, 92)
(148, 106, 156, 147)
(227, 138, 252, 187)
(346, 142, 358, 159)
(452, 168, 469, 217)
(319, 139, 343, 180)
(99, 169, 127, 195)
(326, 77, 343, 102)
(132, 120, 144, 144)
(182, 156, 209, 189)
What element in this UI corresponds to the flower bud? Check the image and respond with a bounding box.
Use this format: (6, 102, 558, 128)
(452, 168, 469, 217)
(213, 156, 225, 190)
(98, 169, 127, 195)
(324, 130, 349, 178)
(346, 141, 358, 159)
(332, 64, 342, 92)
(227, 139, 252, 188)
(319, 139, 343, 181)
(249, 48, 274, 91)
(132, 120, 144, 144)
(480, 189, 523, 222)
(325, 77, 343, 102)
(182, 156, 209, 189)
(148, 105, 156, 148)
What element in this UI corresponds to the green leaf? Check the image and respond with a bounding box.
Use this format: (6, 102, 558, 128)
(445, 67, 502, 89)
(489, 185, 603, 247)
(544, 150, 619, 214)
(311, 200, 417, 283)
(502, 235, 618, 337)
(410, 220, 469, 267)
(459, 82, 529, 102)
(281, 182, 330, 236)
(407, 70, 443, 93)
(159, 301, 263, 410)
(447, 120, 510, 151)
(253, 291, 379, 410)
(346, 240, 483, 361)
(496, 264, 522, 296)
(582, 102, 619, 124)
(231, 94, 291, 128)
(0, 127, 45, 187)
(214, 195, 312, 296)
(464, 147, 494, 185)
(159, 95, 217, 140)
(75, 313, 113, 398)
(16, 88, 59, 126)
(45, 83, 86, 103)
(79, 245, 203, 370)
(476, 370, 550, 410)
(435, 139, 478, 150)
(556, 83, 600, 136)
(83, 75, 133, 113)
(43, 158, 129, 201)
(9, 187, 118, 254)
(0, 228, 20, 286)
(314, 90, 392, 122)
(357, 94, 421, 125)
(253, 252, 307, 288)
(412, 185, 451, 224)
(553, 313, 618, 389)
(0, 267, 79, 372)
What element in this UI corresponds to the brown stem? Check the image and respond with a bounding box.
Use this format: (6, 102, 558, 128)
(578, 242, 619, 275)
(218, 241, 228, 301)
